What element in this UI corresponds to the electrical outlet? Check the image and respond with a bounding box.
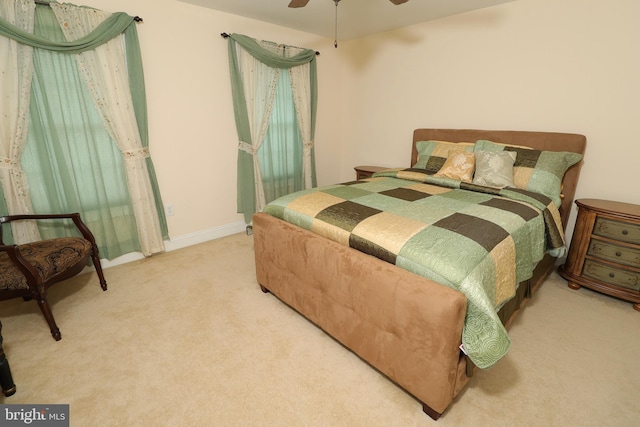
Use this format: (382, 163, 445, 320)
(165, 204, 175, 216)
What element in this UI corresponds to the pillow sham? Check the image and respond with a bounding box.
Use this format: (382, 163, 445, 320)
(414, 140, 475, 174)
(472, 150, 517, 188)
(434, 150, 476, 182)
(475, 139, 583, 206)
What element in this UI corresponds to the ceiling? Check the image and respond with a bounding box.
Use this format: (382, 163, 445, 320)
(178, 0, 515, 41)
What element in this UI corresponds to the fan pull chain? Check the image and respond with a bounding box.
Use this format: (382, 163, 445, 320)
(334, 0, 339, 48)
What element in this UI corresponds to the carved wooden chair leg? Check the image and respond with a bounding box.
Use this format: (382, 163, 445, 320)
(91, 252, 108, 291)
(36, 298, 61, 341)
(0, 321, 16, 397)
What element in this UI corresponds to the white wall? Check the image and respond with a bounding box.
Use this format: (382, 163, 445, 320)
(337, 0, 640, 239)
(77, 0, 345, 251)
(69, 0, 640, 252)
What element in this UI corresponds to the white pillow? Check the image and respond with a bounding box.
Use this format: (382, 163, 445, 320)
(472, 150, 517, 188)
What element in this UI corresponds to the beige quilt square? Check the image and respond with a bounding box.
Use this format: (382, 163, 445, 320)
(288, 192, 345, 218)
(490, 236, 517, 306)
(311, 219, 351, 246)
(352, 212, 427, 255)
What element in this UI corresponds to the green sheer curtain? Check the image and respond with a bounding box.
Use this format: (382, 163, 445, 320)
(227, 33, 318, 224)
(21, 5, 139, 258)
(258, 70, 304, 204)
(0, 1, 167, 258)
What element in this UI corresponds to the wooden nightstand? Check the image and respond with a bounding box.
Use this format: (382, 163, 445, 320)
(354, 166, 386, 180)
(558, 199, 640, 311)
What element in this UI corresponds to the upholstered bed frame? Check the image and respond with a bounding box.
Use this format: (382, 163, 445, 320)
(252, 129, 586, 419)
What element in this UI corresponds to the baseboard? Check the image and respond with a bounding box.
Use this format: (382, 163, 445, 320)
(89, 221, 248, 271)
(163, 220, 247, 252)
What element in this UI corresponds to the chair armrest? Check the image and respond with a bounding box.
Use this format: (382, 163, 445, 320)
(0, 213, 98, 248)
(0, 213, 82, 223)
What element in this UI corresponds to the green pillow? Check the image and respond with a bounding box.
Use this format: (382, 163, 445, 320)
(475, 140, 582, 206)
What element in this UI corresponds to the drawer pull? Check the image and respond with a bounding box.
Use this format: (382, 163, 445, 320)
(616, 251, 622, 257)
(609, 272, 615, 278)
(622, 230, 628, 235)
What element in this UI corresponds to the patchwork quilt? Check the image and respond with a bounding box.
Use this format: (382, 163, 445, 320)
(263, 168, 567, 368)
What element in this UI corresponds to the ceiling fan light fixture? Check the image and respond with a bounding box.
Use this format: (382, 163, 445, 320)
(334, 0, 339, 48)
(288, 0, 310, 8)
(287, 0, 411, 47)
(289, 0, 409, 8)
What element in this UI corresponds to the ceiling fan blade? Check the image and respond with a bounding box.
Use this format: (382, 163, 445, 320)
(288, 0, 310, 8)
(389, 0, 409, 4)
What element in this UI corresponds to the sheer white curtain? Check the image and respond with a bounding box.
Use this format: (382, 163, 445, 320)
(50, 3, 164, 255)
(235, 41, 281, 213)
(0, 0, 38, 243)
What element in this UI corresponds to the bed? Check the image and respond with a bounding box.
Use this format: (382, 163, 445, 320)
(252, 128, 586, 419)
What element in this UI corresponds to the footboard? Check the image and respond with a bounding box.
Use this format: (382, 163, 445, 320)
(252, 212, 470, 418)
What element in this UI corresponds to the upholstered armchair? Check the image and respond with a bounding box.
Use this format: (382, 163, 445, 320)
(0, 213, 107, 341)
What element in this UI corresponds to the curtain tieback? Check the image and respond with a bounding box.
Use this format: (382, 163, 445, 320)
(238, 141, 257, 155)
(123, 147, 150, 160)
(303, 139, 314, 149)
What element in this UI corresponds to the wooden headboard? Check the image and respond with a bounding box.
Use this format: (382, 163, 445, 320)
(411, 129, 587, 230)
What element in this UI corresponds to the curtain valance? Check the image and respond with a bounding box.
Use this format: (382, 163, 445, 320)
(228, 33, 316, 68)
(0, 10, 134, 52)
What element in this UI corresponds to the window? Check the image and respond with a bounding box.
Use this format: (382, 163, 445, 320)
(16, 5, 140, 257)
(258, 70, 304, 204)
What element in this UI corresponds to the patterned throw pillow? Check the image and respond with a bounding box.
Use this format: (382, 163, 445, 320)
(434, 150, 476, 182)
(414, 140, 475, 173)
(475, 140, 583, 206)
(473, 150, 517, 188)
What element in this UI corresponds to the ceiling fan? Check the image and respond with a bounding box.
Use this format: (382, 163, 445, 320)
(289, 0, 410, 47)
(288, 0, 409, 7)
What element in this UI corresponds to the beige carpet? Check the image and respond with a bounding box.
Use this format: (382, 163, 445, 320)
(1, 233, 638, 426)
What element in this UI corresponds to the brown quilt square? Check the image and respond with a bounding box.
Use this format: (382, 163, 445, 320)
(434, 213, 509, 252)
(316, 201, 382, 232)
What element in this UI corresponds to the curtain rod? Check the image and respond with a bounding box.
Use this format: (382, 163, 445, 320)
(221, 33, 319, 56)
(34, 1, 143, 22)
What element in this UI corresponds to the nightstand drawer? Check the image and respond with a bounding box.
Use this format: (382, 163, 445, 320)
(593, 217, 640, 245)
(582, 259, 640, 291)
(587, 240, 640, 268)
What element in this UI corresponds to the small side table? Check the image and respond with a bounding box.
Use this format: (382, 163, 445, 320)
(0, 320, 16, 397)
(558, 199, 640, 311)
(354, 166, 386, 180)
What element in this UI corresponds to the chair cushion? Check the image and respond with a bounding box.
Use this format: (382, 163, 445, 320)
(0, 237, 92, 291)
